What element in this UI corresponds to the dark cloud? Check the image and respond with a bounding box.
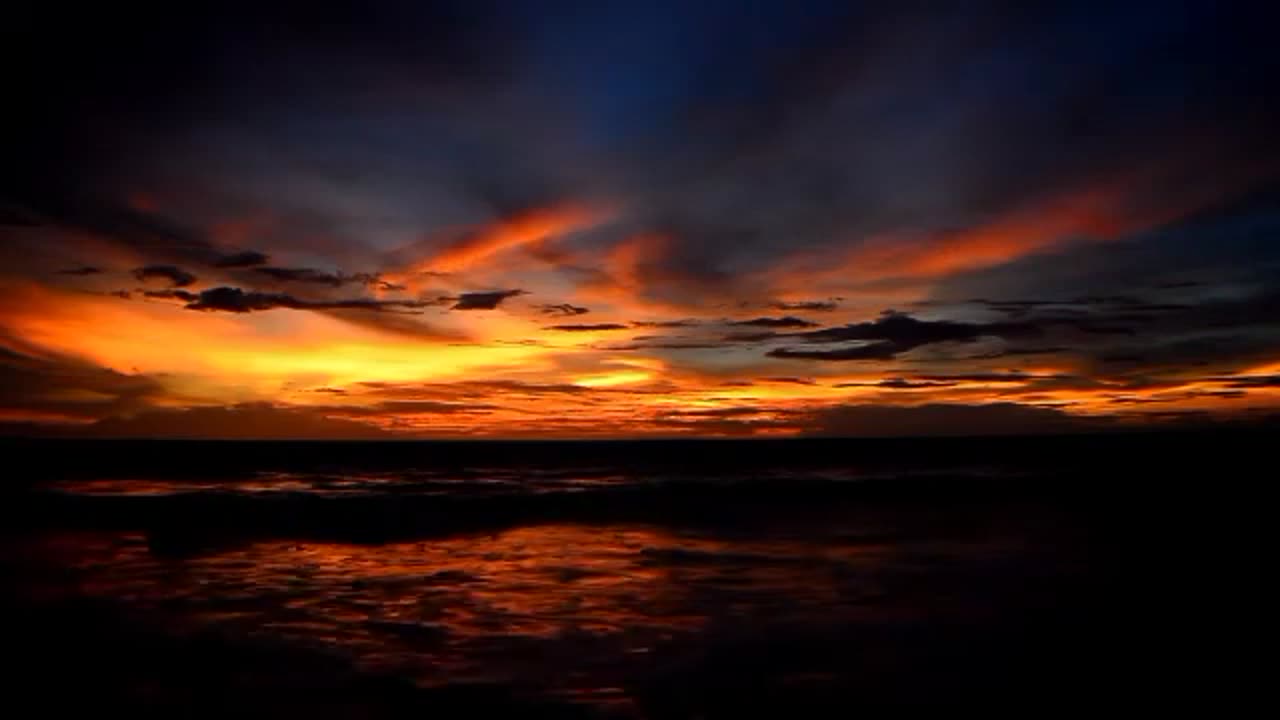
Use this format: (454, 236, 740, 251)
(769, 311, 1040, 361)
(795, 312, 1039, 346)
(320, 400, 498, 416)
(1217, 375, 1280, 388)
(0, 342, 163, 424)
(84, 403, 390, 439)
(836, 378, 958, 389)
(768, 344, 900, 362)
(771, 301, 839, 312)
(935, 198, 1280, 326)
(142, 289, 199, 302)
(916, 372, 1046, 384)
(632, 320, 700, 328)
(10, 194, 220, 279)
(759, 377, 816, 386)
(56, 266, 102, 276)
(451, 290, 525, 311)
(1125, 410, 1215, 423)
(212, 250, 270, 268)
(1100, 354, 1147, 366)
(538, 303, 590, 317)
(1073, 295, 1146, 306)
(133, 265, 197, 288)
(599, 335, 721, 348)
(963, 297, 1196, 343)
(807, 403, 1099, 437)
(1073, 324, 1138, 336)
(546, 323, 628, 332)
(1020, 282, 1280, 375)
(1112, 388, 1248, 403)
(730, 316, 819, 328)
(970, 299, 1064, 315)
(722, 331, 782, 343)
(971, 297, 1192, 321)
(977, 347, 1071, 358)
(184, 286, 436, 314)
(185, 287, 307, 313)
(255, 266, 371, 287)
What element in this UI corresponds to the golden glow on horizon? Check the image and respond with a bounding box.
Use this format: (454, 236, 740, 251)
(3, 172, 1277, 438)
(5, 269, 1275, 436)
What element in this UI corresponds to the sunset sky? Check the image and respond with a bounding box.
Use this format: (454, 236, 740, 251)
(3, 1, 1279, 437)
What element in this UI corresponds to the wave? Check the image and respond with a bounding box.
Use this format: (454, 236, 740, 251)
(13, 470, 1073, 557)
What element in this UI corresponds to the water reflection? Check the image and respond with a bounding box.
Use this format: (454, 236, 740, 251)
(47, 470, 635, 498)
(45, 465, 935, 499)
(41, 524, 914, 706)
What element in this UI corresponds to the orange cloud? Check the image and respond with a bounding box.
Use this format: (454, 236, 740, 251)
(409, 203, 609, 275)
(765, 176, 1209, 301)
(820, 185, 1143, 287)
(0, 281, 550, 403)
(571, 233, 703, 318)
(888, 187, 1135, 278)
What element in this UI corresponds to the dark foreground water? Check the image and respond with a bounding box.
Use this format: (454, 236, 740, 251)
(1, 434, 1256, 716)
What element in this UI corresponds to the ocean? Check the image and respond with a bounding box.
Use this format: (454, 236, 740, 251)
(2, 434, 1249, 716)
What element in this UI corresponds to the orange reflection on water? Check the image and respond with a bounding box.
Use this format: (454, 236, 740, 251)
(46, 524, 893, 705)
